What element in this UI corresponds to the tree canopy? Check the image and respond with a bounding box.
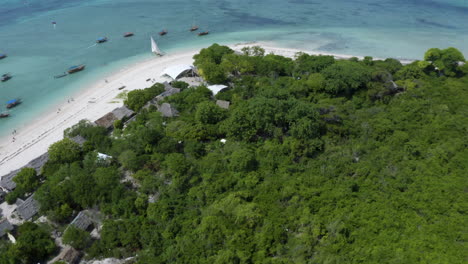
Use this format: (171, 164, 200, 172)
(4, 45, 467, 264)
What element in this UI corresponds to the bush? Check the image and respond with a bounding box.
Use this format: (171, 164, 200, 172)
(63, 225, 91, 250)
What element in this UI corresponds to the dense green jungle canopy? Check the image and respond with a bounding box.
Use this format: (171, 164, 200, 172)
(1, 45, 467, 264)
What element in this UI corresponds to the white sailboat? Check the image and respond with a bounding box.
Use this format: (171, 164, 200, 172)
(151, 36, 163, 56)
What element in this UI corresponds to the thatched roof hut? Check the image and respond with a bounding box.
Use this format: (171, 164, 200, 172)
(216, 100, 230, 109)
(95, 106, 135, 130)
(15, 195, 40, 220)
(0, 152, 48, 192)
(0, 218, 13, 237)
(158, 103, 179, 118)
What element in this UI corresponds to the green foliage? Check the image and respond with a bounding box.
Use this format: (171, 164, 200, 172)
(195, 101, 226, 125)
(8, 222, 56, 264)
(170, 81, 189, 90)
(113, 119, 123, 130)
(24, 46, 468, 264)
(48, 137, 82, 164)
(295, 53, 335, 74)
(424, 47, 465, 76)
(63, 225, 91, 250)
(5, 168, 39, 204)
(194, 44, 234, 83)
(124, 83, 165, 111)
(322, 60, 372, 94)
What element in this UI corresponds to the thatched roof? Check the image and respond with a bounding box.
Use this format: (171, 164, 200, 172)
(70, 135, 87, 146)
(57, 246, 82, 264)
(155, 88, 181, 102)
(216, 100, 230, 109)
(0, 152, 48, 191)
(0, 218, 13, 237)
(112, 106, 135, 120)
(69, 210, 100, 231)
(158, 103, 179, 117)
(163, 81, 174, 91)
(95, 106, 135, 130)
(16, 195, 40, 220)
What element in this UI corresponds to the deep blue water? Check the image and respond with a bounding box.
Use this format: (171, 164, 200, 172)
(0, 0, 467, 136)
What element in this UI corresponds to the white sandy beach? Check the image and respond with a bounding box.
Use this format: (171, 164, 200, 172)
(0, 42, 413, 177)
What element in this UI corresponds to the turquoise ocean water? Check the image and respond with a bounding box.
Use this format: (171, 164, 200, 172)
(0, 0, 467, 137)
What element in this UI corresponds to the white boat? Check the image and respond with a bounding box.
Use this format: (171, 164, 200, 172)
(151, 36, 163, 56)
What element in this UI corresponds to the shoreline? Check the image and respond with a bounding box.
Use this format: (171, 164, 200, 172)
(0, 42, 415, 176)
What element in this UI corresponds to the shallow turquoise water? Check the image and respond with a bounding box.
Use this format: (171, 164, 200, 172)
(0, 0, 467, 136)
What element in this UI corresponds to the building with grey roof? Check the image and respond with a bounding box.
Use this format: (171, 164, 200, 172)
(15, 196, 40, 221)
(0, 218, 13, 237)
(69, 210, 100, 231)
(55, 246, 82, 264)
(155, 88, 181, 102)
(158, 103, 179, 118)
(95, 106, 135, 130)
(216, 100, 230, 109)
(0, 152, 48, 192)
(70, 135, 87, 146)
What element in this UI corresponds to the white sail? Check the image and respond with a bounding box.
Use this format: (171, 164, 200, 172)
(151, 36, 162, 55)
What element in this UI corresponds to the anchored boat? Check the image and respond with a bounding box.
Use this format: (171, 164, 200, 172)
(159, 30, 167, 36)
(190, 25, 199, 32)
(6, 99, 21, 109)
(198, 31, 209, 36)
(0, 54, 6, 60)
(124, 32, 134, 37)
(96, 37, 108, 43)
(0, 112, 9, 118)
(67, 65, 85, 74)
(1, 73, 12, 82)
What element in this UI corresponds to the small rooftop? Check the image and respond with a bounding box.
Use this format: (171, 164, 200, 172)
(0, 218, 13, 237)
(0, 152, 48, 191)
(16, 195, 40, 221)
(70, 210, 100, 231)
(216, 100, 230, 109)
(158, 103, 179, 118)
(95, 106, 135, 130)
(70, 135, 87, 146)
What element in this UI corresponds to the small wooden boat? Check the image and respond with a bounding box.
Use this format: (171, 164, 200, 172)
(67, 65, 85, 74)
(118, 86, 126, 90)
(190, 26, 199, 32)
(0, 112, 9, 118)
(96, 37, 108, 43)
(198, 31, 209, 36)
(123, 32, 134, 37)
(159, 30, 167, 36)
(54, 72, 68, 79)
(6, 99, 21, 109)
(0, 54, 6, 60)
(1, 73, 12, 82)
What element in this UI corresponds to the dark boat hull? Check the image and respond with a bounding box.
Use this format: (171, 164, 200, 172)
(96, 38, 108, 43)
(0, 55, 6, 60)
(1, 74, 11, 82)
(0, 113, 9, 118)
(68, 65, 85, 74)
(159, 31, 167, 36)
(6, 101, 21, 109)
(124, 33, 134, 37)
(198, 31, 209, 36)
(190, 27, 199, 32)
